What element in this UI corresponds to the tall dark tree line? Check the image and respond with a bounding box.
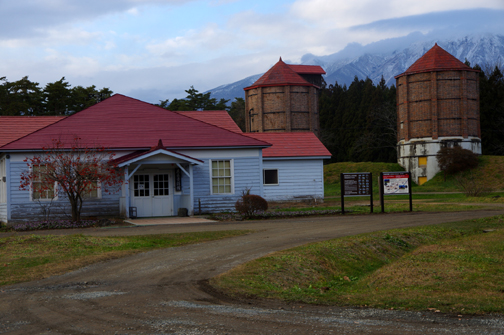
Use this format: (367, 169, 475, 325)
(477, 64, 504, 155)
(0, 76, 113, 116)
(319, 76, 397, 163)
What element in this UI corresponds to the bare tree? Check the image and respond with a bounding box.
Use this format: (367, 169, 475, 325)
(20, 137, 123, 222)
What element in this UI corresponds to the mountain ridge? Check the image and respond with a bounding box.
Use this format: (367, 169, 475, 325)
(207, 32, 504, 101)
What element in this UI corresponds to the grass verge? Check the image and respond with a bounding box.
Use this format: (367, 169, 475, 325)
(0, 230, 251, 286)
(210, 216, 504, 314)
(273, 202, 485, 214)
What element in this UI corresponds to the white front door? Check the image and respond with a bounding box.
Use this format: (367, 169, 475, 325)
(152, 173, 173, 216)
(131, 172, 173, 217)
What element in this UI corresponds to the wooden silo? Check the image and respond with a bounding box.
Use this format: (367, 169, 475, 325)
(244, 58, 325, 137)
(395, 44, 481, 185)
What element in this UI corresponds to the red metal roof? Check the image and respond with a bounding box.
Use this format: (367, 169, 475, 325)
(245, 132, 331, 158)
(396, 43, 478, 78)
(288, 64, 326, 75)
(244, 58, 314, 91)
(0, 94, 270, 151)
(0, 116, 65, 147)
(177, 110, 243, 133)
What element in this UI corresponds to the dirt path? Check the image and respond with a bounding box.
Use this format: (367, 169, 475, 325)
(2, 210, 504, 334)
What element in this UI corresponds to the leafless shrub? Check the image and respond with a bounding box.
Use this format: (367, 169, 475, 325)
(437, 147, 479, 181)
(235, 189, 268, 217)
(455, 171, 493, 197)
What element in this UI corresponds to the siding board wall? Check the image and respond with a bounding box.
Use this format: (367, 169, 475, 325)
(8, 160, 120, 223)
(0, 204, 6, 222)
(192, 156, 262, 213)
(4, 149, 325, 220)
(262, 159, 324, 201)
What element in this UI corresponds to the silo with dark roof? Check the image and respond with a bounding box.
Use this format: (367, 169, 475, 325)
(395, 44, 481, 185)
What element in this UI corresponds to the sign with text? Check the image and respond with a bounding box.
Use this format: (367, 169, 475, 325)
(342, 173, 372, 196)
(382, 172, 410, 195)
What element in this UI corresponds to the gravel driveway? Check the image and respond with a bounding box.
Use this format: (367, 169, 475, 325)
(1, 210, 504, 334)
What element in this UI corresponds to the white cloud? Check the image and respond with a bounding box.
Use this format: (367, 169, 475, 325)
(127, 7, 140, 15)
(0, 0, 197, 40)
(290, 0, 504, 29)
(44, 50, 102, 76)
(0, 28, 102, 48)
(146, 23, 235, 64)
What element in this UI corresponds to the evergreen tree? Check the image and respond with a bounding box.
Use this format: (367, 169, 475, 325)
(0, 76, 112, 116)
(479, 65, 504, 155)
(43, 77, 72, 115)
(228, 98, 245, 131)
(156, 86, 230, 111)
(319, 76, 397, 163)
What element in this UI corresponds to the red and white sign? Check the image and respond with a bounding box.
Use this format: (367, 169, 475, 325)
(382, 172, 410, 195)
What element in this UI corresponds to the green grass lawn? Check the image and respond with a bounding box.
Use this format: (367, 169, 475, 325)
(211, 215, 504, 314)
(0, 230, 251, 286)
(324, 156, 504, 197)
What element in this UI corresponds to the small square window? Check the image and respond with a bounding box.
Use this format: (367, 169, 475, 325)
(418, 156, 427, 167)
(263, 169, 278, 185)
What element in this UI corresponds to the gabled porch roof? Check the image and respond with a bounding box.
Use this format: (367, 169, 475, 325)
(113, 140, 203, 167)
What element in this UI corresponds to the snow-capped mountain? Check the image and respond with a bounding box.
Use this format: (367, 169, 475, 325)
(207, 33, 504, 101)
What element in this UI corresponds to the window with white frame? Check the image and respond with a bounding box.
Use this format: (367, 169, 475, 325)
(211, 160, 233, 194)
(0, 158, 6, 203)
(32, 165, 55, 200)
(263, 169, 278, 185)
(83, 180, 101, 199)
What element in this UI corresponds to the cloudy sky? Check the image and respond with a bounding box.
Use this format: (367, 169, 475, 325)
(1, 0, 503, 103)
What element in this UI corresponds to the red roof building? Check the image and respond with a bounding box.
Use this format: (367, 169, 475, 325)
(177, 110, 243, 133)
(1, 95, 268, 151)
(176, 108, 330, 158)
(0, 116, 65, 147)
(245, 132, 331, 158)
(244, 58, 318, 91)
(395, 43, 478, 78)
(244, 58, 324, 136)
(395, 43, 481, 186)
(0, 93, 330, 223)
(288, 64, 326, 75)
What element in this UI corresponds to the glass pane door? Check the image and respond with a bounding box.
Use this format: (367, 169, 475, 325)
(153, 174, 169, 196)
(134, 174, 150, 197)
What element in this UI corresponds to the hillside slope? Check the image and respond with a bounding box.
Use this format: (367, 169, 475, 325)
(324, 156, 504, 194)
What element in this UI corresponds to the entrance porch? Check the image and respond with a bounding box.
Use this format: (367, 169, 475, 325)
(115, 141, 203, 219)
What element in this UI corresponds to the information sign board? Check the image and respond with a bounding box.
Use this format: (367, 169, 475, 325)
(340, 172, 373, 214)
(379, 171, 412, 212)
(342, 173, 371, 196)
(382, 172, 410, 195)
